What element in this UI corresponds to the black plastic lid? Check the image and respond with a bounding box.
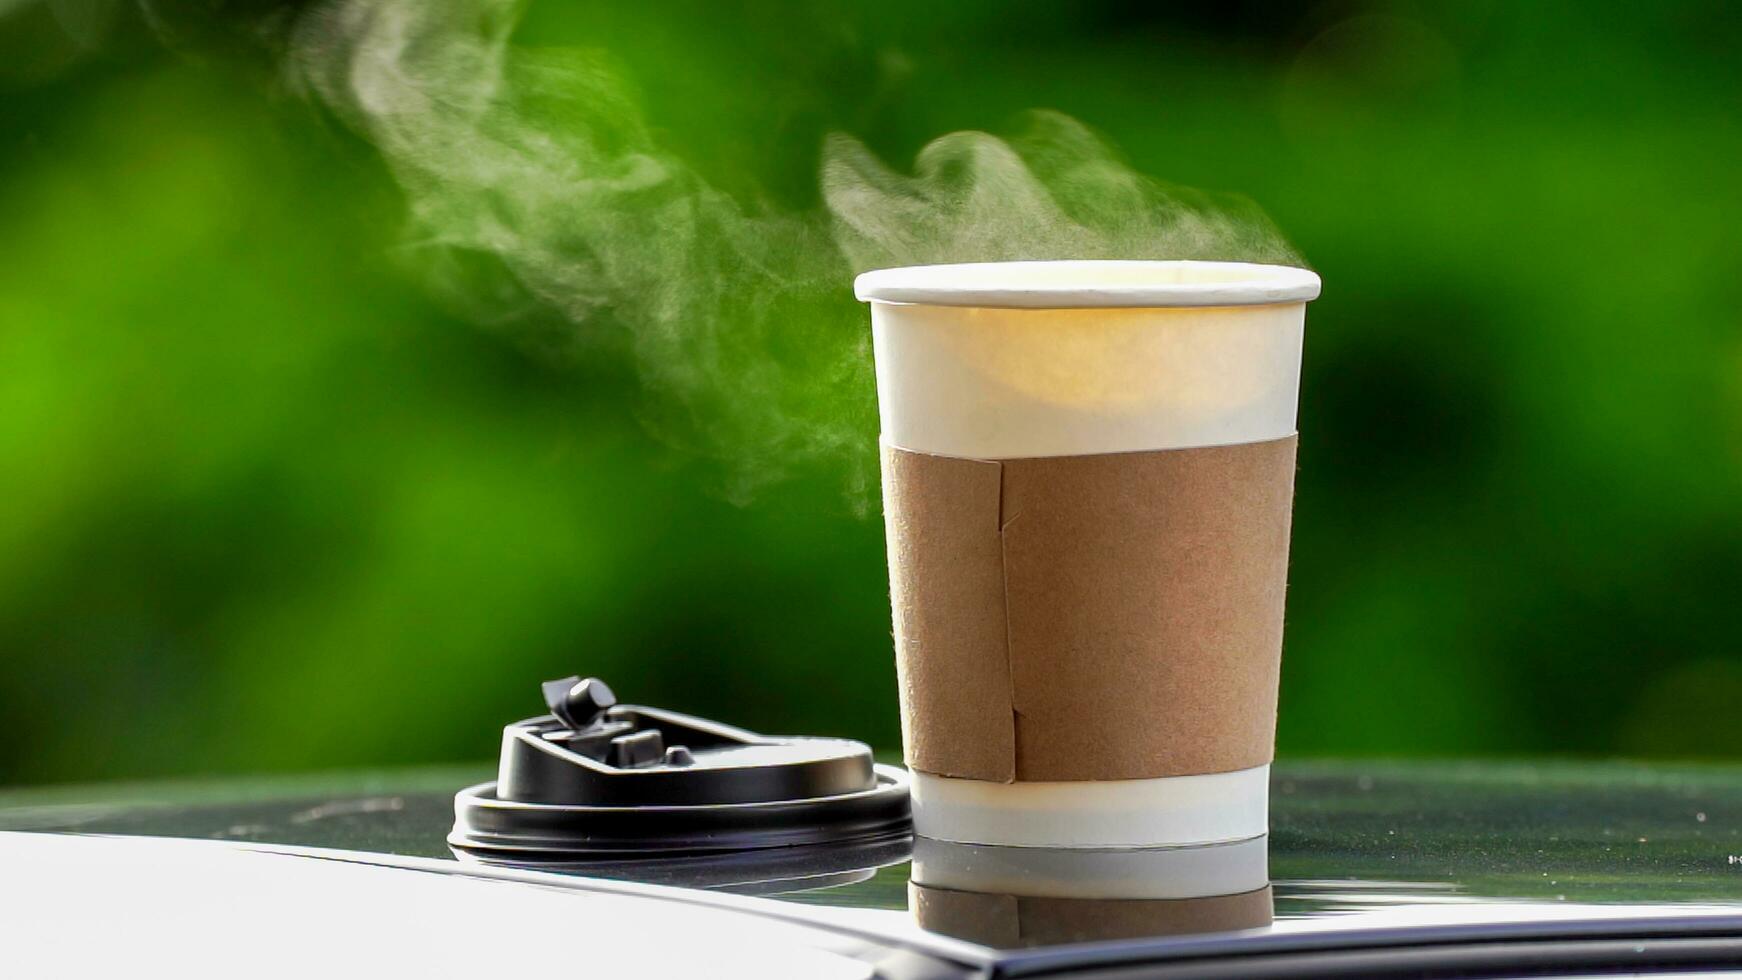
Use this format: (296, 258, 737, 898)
(449, 676, 911, 860)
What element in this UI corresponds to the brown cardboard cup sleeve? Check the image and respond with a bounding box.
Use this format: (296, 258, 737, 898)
(881, 435, 1297, 783)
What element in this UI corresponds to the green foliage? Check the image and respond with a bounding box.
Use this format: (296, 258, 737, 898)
(1, 0, 1739, 783)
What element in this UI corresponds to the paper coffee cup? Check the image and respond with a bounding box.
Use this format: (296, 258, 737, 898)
(856, 260, 1320, 848)
(909, 835, 1273, 947)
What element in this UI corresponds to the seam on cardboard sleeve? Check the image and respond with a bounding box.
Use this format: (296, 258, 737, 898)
(997, 459, 1021, 783)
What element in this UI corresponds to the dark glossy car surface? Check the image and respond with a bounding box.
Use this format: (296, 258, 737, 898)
(6, 759, 1742, 977)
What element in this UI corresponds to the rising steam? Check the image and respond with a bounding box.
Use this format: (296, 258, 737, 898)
(823, 121, 1299, 272)
(287, 0, 1299, 500)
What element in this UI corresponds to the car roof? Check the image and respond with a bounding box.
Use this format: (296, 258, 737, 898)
(6, 759, 1742, 975)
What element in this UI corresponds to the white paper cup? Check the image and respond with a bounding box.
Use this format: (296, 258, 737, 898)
(858, 260, 1320, 849)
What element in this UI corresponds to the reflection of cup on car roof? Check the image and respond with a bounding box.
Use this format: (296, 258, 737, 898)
(909, 835, 1274, 948)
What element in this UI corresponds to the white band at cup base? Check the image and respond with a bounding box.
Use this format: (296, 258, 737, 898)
(910, 765, 1270, 849)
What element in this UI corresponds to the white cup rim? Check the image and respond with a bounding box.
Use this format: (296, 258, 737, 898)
(854, 259, 1321, 310)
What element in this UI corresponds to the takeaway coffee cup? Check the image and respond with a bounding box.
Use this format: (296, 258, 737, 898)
(855, 260, 1320, 848)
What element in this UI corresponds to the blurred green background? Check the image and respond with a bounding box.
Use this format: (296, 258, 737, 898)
(2, 0, 1740, 785)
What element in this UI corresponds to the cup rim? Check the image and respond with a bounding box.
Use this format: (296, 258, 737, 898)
(853, 259, 1320, 309)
